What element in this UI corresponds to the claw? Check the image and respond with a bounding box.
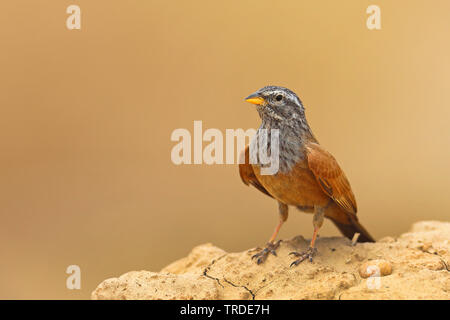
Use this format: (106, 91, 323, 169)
(289, 247, 317, 267)
(290, 260, 300, 268)
(251, 241, 282, 264)
(252, 248, 268, 260)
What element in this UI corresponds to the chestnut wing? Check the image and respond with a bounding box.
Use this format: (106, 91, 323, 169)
(239, 145, 273, 198)
(306, 143, 357, 214)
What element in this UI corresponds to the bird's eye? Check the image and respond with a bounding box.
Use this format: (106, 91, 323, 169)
(275, 94, 283, 101)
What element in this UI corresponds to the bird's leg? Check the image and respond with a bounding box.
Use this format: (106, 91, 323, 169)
(252, 202, 288, 264)
(290, 208, 324, 267)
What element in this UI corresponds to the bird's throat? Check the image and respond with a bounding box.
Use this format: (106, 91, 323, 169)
(251, 119, 311, 174)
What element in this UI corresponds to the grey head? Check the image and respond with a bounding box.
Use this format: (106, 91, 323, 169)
(245, 86, 316, 173)
(245, 86, 312, 134)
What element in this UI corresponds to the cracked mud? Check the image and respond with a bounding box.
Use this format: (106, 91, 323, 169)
(91, 221, 450, 300)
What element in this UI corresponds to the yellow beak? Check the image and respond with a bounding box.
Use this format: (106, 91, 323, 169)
(245, 93, 265, 105)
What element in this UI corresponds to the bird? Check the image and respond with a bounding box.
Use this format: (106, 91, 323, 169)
(239, 86, 375, 267)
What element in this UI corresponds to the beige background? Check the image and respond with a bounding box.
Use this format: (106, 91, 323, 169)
(1, 1, 449, 299)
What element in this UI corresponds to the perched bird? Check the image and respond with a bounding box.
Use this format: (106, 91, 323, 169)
(239, 86, 375, 266)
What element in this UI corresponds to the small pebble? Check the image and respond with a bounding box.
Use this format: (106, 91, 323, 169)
(359, 259, 392, 278)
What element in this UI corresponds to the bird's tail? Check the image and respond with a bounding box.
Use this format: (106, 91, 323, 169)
(331, 217, 375, 243)
(324, 201, 375, 243)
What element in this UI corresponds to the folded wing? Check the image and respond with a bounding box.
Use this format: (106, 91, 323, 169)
(239, 145, 273, 198)
(306, 143, 357, 214)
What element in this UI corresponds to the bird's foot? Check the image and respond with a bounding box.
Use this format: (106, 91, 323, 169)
(251, 240, 282, 264)
(289, 247, 317, 267)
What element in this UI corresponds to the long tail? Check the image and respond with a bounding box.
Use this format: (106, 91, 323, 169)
(331, 218, 375, 243)
(324, 202, 375, 242)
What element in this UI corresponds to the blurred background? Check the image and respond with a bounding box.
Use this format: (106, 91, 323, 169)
(1, 0, 449, 299)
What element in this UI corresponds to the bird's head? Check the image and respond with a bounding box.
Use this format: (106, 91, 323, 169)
(245, 86, 305, 124)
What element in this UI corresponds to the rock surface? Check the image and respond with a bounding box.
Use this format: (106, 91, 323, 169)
(92, 221, 450, 300)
